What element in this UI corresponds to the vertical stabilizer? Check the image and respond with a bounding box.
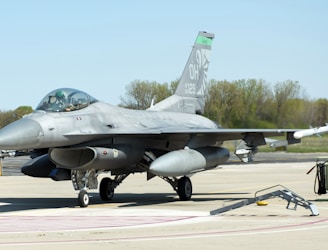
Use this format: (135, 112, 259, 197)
(148, 31, 214, 114)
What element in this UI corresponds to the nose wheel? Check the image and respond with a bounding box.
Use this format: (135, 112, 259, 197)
(78, 189, 89, 207)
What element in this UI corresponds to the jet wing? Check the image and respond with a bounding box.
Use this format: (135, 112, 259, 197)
(161, 128, 297, 136)
(64, 127, 300, 147)
(161, 128, 300, 147)
(64, 128, 296, 136)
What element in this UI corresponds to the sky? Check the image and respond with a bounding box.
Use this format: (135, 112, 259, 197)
(0, 0, 327, 110)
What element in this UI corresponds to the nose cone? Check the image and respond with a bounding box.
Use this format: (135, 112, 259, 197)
(0, 118, 44, 150)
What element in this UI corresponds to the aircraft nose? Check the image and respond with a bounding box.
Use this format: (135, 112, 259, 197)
(0, 118, 44, 150)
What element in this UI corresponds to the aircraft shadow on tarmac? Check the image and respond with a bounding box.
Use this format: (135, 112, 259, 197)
(0, 192, 250, 212)
(115, 192, 249, 208)
(0, 197, 77, 213)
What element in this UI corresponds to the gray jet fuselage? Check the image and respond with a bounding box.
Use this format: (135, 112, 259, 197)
(0, 101, 219, 151)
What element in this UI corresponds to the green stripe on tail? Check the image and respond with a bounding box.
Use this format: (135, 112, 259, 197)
(196, 35, 213, 46)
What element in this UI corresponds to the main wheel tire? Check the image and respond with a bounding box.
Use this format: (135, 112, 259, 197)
(177, 176, 192, 201)
(99, 177, 115, 201)
(78, 189, 89, 208)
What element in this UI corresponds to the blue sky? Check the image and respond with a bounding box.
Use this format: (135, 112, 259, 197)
(0, 0, 327, 110)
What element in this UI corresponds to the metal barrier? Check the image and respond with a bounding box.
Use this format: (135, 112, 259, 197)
(210, 184, 319, 216)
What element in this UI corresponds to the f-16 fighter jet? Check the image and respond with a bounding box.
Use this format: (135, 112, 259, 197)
(0, 31, 299, 207)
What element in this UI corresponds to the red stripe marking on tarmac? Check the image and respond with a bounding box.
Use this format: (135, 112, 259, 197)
(0, 218, 328, 246)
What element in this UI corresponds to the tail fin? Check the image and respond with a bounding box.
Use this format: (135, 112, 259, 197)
(148, 31, 214, 114)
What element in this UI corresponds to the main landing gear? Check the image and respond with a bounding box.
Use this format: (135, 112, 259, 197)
(177, 176, 193, 200)
(160, 175, 193, 201)
(99, 177, 115, 201)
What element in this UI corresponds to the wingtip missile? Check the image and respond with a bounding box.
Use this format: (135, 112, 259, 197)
(294, 125, 328, 139)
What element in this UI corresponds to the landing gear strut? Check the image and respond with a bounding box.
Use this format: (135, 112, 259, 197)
(72, 170, 98, 208)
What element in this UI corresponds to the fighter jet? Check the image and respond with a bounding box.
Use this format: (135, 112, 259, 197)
(0, 31, 300, 207)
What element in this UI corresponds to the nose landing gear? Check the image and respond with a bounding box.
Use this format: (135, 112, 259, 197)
(78, 189, 90, 207)
(72, 170, 98, 208)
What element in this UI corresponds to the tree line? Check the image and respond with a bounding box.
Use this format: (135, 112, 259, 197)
(119, 79, 328, 129)
(0, 106, 33, 129)
(1, 79, 328, 129)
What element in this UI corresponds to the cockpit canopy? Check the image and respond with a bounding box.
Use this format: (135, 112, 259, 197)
(36, 88, 98, 112)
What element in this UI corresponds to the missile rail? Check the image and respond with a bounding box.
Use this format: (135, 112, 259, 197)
(210, 184, 319, 216)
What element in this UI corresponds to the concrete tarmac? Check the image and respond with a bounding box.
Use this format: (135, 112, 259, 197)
(0, 153, 328, 249)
